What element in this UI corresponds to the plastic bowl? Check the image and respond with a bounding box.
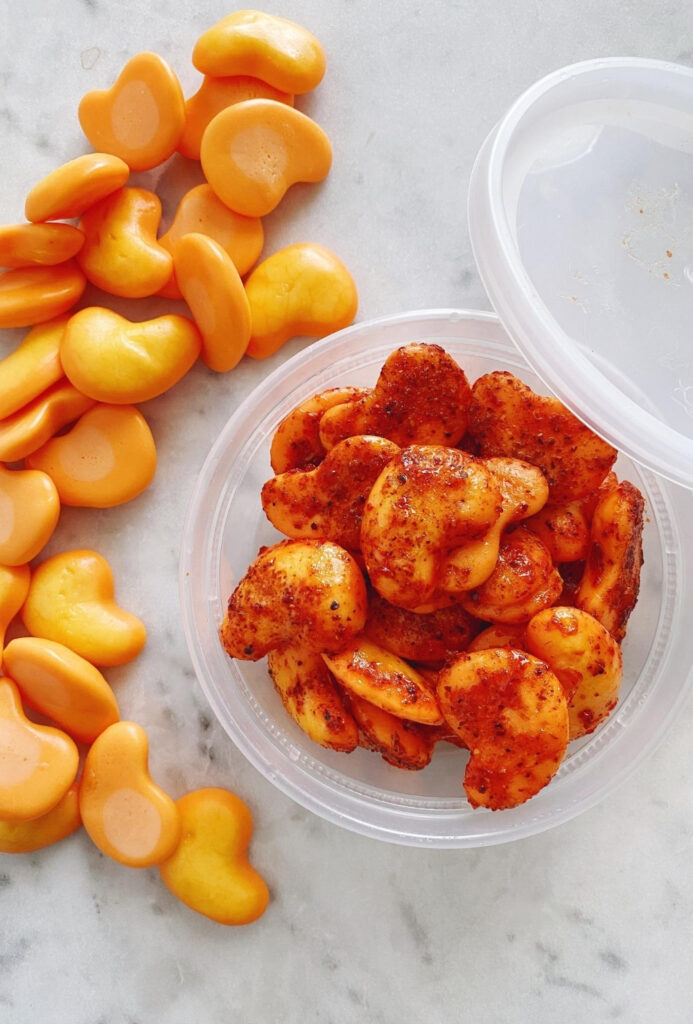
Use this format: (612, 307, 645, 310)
(180, 309, 691, 848)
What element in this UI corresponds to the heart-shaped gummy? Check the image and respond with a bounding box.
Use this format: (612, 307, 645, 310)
(159, 788, 269, 925)
(0, 464, 59, 565)
(80, 721, 180, 867)
(78, 52, 185, 172)
(0, 677, 79, 821)
(21, 549, 146, 667)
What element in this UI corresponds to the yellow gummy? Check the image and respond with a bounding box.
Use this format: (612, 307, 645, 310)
(60, 307, 201, 405)
(0, 222, 84, 268)
(80, 721, 180, 867)
(0, 562, 30, 652)
(200, 99, 332, 218)
(77, 187, 171, 299)
(0, 465, 60, 566)
(0, 261, 86, 328)
(158, 184, 263, 299)
(179, 74, 293, 161)
(0, 677, 79, 822)
(78, 53, 186, 172)
(21, 548, 146, 668)
(192, 10, 326, 94)
(4, 636, 120, 745)
(245, 243, 358, 359)
(0, 782, 81, 854)
(0, 315, 68, 420)
(25, 153, 130, 223)
(173, 233, 251, 372)
(0, 380, 95, 463)
(26, 403, 156, 508)
(158, 788, 269, 925)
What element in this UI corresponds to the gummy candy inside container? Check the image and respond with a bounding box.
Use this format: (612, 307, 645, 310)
(180, 310, 692, 848)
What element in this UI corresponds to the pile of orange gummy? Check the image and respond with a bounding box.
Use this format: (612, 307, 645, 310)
(0, 10, 356, 925)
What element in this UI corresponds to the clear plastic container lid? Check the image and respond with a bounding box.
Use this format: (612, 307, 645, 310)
(469, 58, 693, 490)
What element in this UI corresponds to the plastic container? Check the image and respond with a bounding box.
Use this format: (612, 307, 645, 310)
(180, 58, 693, 846)
(469, 58, 693, 488)
(180, 309, 692, 847)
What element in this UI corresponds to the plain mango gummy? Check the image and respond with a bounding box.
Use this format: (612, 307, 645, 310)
(0, 563, 30, 653)
(4, 637, 119, 745)
(0, 222, 84, 268)
(21, 548, 146, 668)
(0, 380, 95, 463)
(60, 307, 201, 405)
(80, 721, 180, 868)
(245, 243, 358, 359)
(77, 187, 172, 299)
(158, 788, 269, 926)
(193, 10, 326, 94)
(0, 677, 79, 822)
(24, 153, 130, 223)
(173, 233, 251, 373)
(0, 315, 67, 420)
(78, 52, 186, 172)
(158, 184, 263, 300)
(26, 404, 157, 508)
(0, 464, 60, 566)
(179, 74, 293, 161)
(0, 261, 86, 328)
(200, 98, 332, 218)
(0, 782, 81, 854)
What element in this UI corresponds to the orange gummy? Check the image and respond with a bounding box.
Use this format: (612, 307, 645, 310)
(77, 186, 171, 298)
(0, 677, 79, 822)
(26, 403, 156, 508)
(0, 782, 81, 854)
(0, 465, 60, 566)
(22, 548, 146, 668)
(80, 721, 180, 867)
(158, 184, 263, 300)
(0, 314, 67, 420)
(0, 381, 95, 463)
(4, 637, 119, 745)
(193, 10, 326, 94)
(78, 52, 185, 172)
(24, 153, 130, 223)
(0, 223, 84, 268)
(60, 307, 201, 404)
(179, 74, 293, 161)
(174, 234, 251, 372)
(245, 243, 358, 359)
(0, 261, 86, 328)
(200, 99, 332, 217)
(158, 788, 269, 925)
(0, 563, 30, 653)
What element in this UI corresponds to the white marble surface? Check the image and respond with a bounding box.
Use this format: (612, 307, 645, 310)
(2, 1, 693, 1021)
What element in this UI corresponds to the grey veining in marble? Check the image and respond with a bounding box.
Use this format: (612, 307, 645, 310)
(2, 2, 693, 1022)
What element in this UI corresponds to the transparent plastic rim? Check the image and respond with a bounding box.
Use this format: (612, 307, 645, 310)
(179, 309, 692, 847)
(468, 57, 693, 490)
